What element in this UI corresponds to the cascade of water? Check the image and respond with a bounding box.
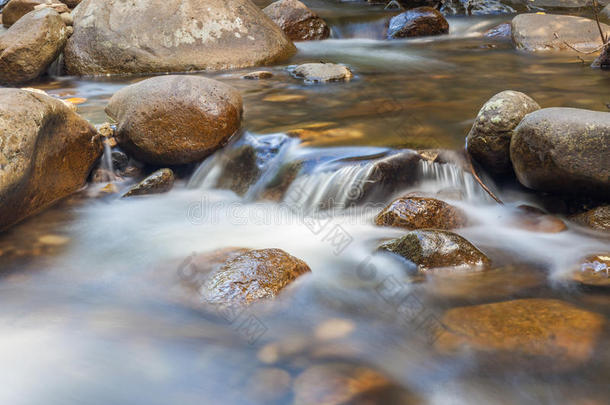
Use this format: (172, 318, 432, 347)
(417, 160, 494, 202)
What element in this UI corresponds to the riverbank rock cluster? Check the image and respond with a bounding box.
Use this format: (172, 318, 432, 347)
(466, 91, 610, 203)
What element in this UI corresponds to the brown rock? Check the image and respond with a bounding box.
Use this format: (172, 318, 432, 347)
(64, 0, 296, 75)
(379, 230, 491, 272)
(387, 7, 449, 39)
(571, 205, 610, 231)
(202, 248, 311, 306)
(375, 196, 467, 230)
(0, 88, 102, 230)
(59, 0, 79, 7)
(242, 70, 274, 80)
(436, 299, 605, 371)
(122, 168, 175, 198)
(467, 90, 540, 175)
(293, 363, 419, 405)
(177, 248, 251, 294)
(570, 254, 610, 288)
(1, 0, 42, 27)
(263, 0, 330, 41)
(0, 8, 68, 84)
(106, 75, 243, 165)
(512, 205, 567, 233)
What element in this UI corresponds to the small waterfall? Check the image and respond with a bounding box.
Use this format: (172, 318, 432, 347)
(283, 162, 377, 212)
(417, 160, 494, 202)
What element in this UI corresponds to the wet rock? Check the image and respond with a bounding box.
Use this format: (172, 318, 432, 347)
(213, 133, 294, 197)
(483, 22, 512, 40)
(379, 230, 491, 272)
(242, 71, 274, 80)
(0, 8, 68, 84)
(293, 362, 419, 405)
(512, 205, 567, 233)
(571, 205, 610, 231)
(178, 248, 251, 294)
(0, 88, 102, 230)
(511, 13, 610, 53)
(292, 63, 353, 83)
(122, 169, 175, 198)
(569, 254, 610, 288)
(2, 0, 42, 26)
(387, 7, 449, 40)
(591, 44, 610, 70)
(63, 0, 296, 75)
(106, 75, 243, 165)
(467, 90, 540, 175)
(263, 0, 330, 41)
(202, 248, 311, 306)
(260, 161, 303, 202)
(435, 298, 605, 371)
(425, 265, 545, 302)
(510, 108, 610, 199)
(375, 196, 467, 230)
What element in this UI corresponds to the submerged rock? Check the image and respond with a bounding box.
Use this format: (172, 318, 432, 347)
(511, 13, 610, 53)
(483, 23, 512, 40)
(436, 298, 605, 371)
(64, 0, 296, 75)
(293, 362, 419, 405)
(263, 0, 330, 41)
(202, 248, 311, 306)
(387, 7, 449, 39)
(0, 88, 102, 230)
(467, 90, 540, 175)
(0, 8, 68, 84)
(292, 63, 353, 83)
(512, 205, 567, 233)
(375, 196, 467, 230)
(106, 75, 242, 165)
(379, 230, 491, 272)
(510, 108, 610, 199)
(122, 168, 175, 198)
(571, 205, 610, 231)
(569, 254, 610, 288)
(242, 71, 274, 80)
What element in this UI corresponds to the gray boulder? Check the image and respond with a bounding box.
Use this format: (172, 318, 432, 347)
(63, 0, 296, 75)
(510, 108, 610, 198)
(467, 90, 540, 175)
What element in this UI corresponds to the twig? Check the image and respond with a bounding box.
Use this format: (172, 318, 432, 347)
(464, 149, 504, 204)
(592, 0, 607, 44)
(553, 33, 605, 54)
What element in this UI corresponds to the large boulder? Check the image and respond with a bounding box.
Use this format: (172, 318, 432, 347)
(467, 91, 540, 175)
(263, 0, 330, 41)
(202, 248, 311, 306)
(379, 230, 491, 272)
(0, 8, 68, 84)
(510, 108, 610, 199)
(512, 13, 610, 53)
(375, 196, 467, 230)
(0, 88, 102, 230)
(436, 299, 605, 371)
(63, 0, 296, 75)
(387, 7, 449, 39)
(106, 75, 243, 165)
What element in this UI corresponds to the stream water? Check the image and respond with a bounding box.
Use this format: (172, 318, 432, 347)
(0, 2, 609, 404)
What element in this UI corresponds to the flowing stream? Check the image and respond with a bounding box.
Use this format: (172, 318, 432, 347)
(0, 3, 609, 405)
